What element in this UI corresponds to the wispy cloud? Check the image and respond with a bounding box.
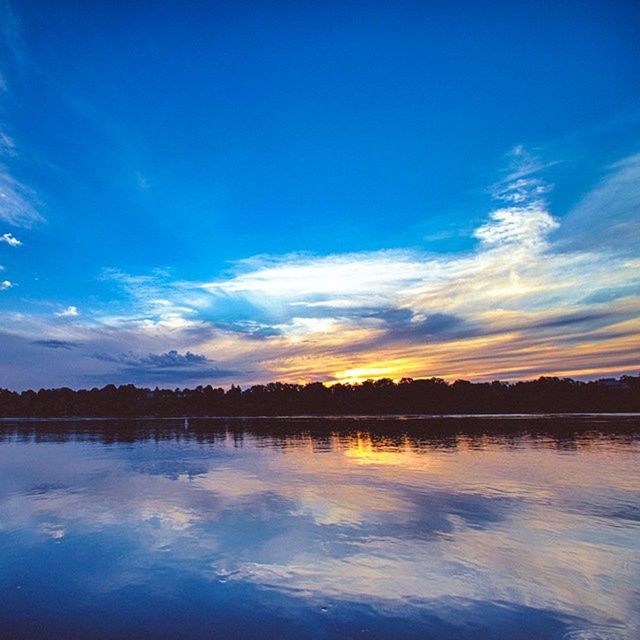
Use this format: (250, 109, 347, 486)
(0, 278, 13, 290)
(0, 148, 638, 388)
(473, 205, 558, 247)
(0, 132, 15, 155)
(0, 166, 44, 227)
(184, 151, 638, 383)
(490, 145, 554, 204)
(559, 153, 640, 253)
(100, 268, 201, 326)
(0, 127, 44, 228)
(0, 3, 44, 230)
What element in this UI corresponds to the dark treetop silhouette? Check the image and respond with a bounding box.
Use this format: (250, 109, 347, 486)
(1, 375, 639, 417)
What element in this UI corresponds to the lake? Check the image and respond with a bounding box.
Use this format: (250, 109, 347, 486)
(0, 416, 639, 639)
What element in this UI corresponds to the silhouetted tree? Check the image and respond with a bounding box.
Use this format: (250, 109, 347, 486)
(0, 375, 638, 417)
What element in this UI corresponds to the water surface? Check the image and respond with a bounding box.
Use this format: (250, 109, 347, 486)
(1, 417, 639, 639)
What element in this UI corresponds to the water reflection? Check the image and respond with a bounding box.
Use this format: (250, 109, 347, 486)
(0, 417, 639, 639)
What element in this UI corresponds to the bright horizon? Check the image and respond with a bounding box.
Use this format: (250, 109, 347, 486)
(1, 1, 639, 390)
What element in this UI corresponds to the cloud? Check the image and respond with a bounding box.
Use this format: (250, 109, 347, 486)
(473, 205, 558, 247)
(56, 305, 79, 317)
(31, 339, 80, 350)
(0, 13, 43, 229)
(582, 283, 640, 304)
(90, 350, 237, 384)
(211, 320, 284, 340)
(1, 147, 639, 388)
(204, 250, 426, 306)
(94, 349, 211, 369)
(0, 167, 44, 227)
(490, 145, 554, 204)
(0, 132, 15, 155)
(182, 153, 638, 383)
(100, 268, 202, 330)
(0, 279, 13, 290)
(0, 231, 20, 246)
(135, 171, 150, 189)
(559, 153, 640, 253)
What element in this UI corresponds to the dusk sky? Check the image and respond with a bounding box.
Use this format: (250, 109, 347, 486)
(0, 0, 639, 390)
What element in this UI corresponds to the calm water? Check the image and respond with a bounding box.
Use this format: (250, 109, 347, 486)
(0, 417, 639, 639)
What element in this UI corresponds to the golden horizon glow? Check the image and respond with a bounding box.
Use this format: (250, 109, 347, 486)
(1, 152, 639, 390)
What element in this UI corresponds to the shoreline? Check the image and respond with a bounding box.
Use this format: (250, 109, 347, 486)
(2, 412, 640, 421)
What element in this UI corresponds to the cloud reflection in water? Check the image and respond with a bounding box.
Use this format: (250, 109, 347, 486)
(0, 419, 638, 639)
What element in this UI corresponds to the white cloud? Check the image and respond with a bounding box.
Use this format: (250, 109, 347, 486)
(1, 148, 639, 388)
(0, 231, 21, 246)
(490, 144, 555, 206)
(0, 279, 14, 290)
(0, 83, 42, 228)
(203, 203, 622, 330)
(0, 167, 44, 227)
(0, 124, 43, 227)
(473, 205, 558, 247)
(56, 305, 79, 317)
(205, 251, 426, 304)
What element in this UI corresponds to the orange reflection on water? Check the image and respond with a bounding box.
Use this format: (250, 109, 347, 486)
(0, 420, 639, 638)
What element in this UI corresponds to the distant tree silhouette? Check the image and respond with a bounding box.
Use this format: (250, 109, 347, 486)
(0, 375, 638, 417)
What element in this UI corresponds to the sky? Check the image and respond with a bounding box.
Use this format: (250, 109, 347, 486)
(0, 0, 639, 390)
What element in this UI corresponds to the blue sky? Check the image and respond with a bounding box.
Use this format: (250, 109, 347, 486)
(1, 0, 639, 389)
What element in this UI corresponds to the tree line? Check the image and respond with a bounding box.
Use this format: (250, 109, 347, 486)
(0, 375, 639, 417)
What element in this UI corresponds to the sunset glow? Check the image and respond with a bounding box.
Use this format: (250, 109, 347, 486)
(0, 2, 638, 390)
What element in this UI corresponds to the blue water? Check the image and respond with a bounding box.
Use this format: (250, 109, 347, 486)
(0, 417, 638, 639)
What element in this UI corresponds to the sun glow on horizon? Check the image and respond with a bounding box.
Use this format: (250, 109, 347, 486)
(2, 121, 639, 389)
